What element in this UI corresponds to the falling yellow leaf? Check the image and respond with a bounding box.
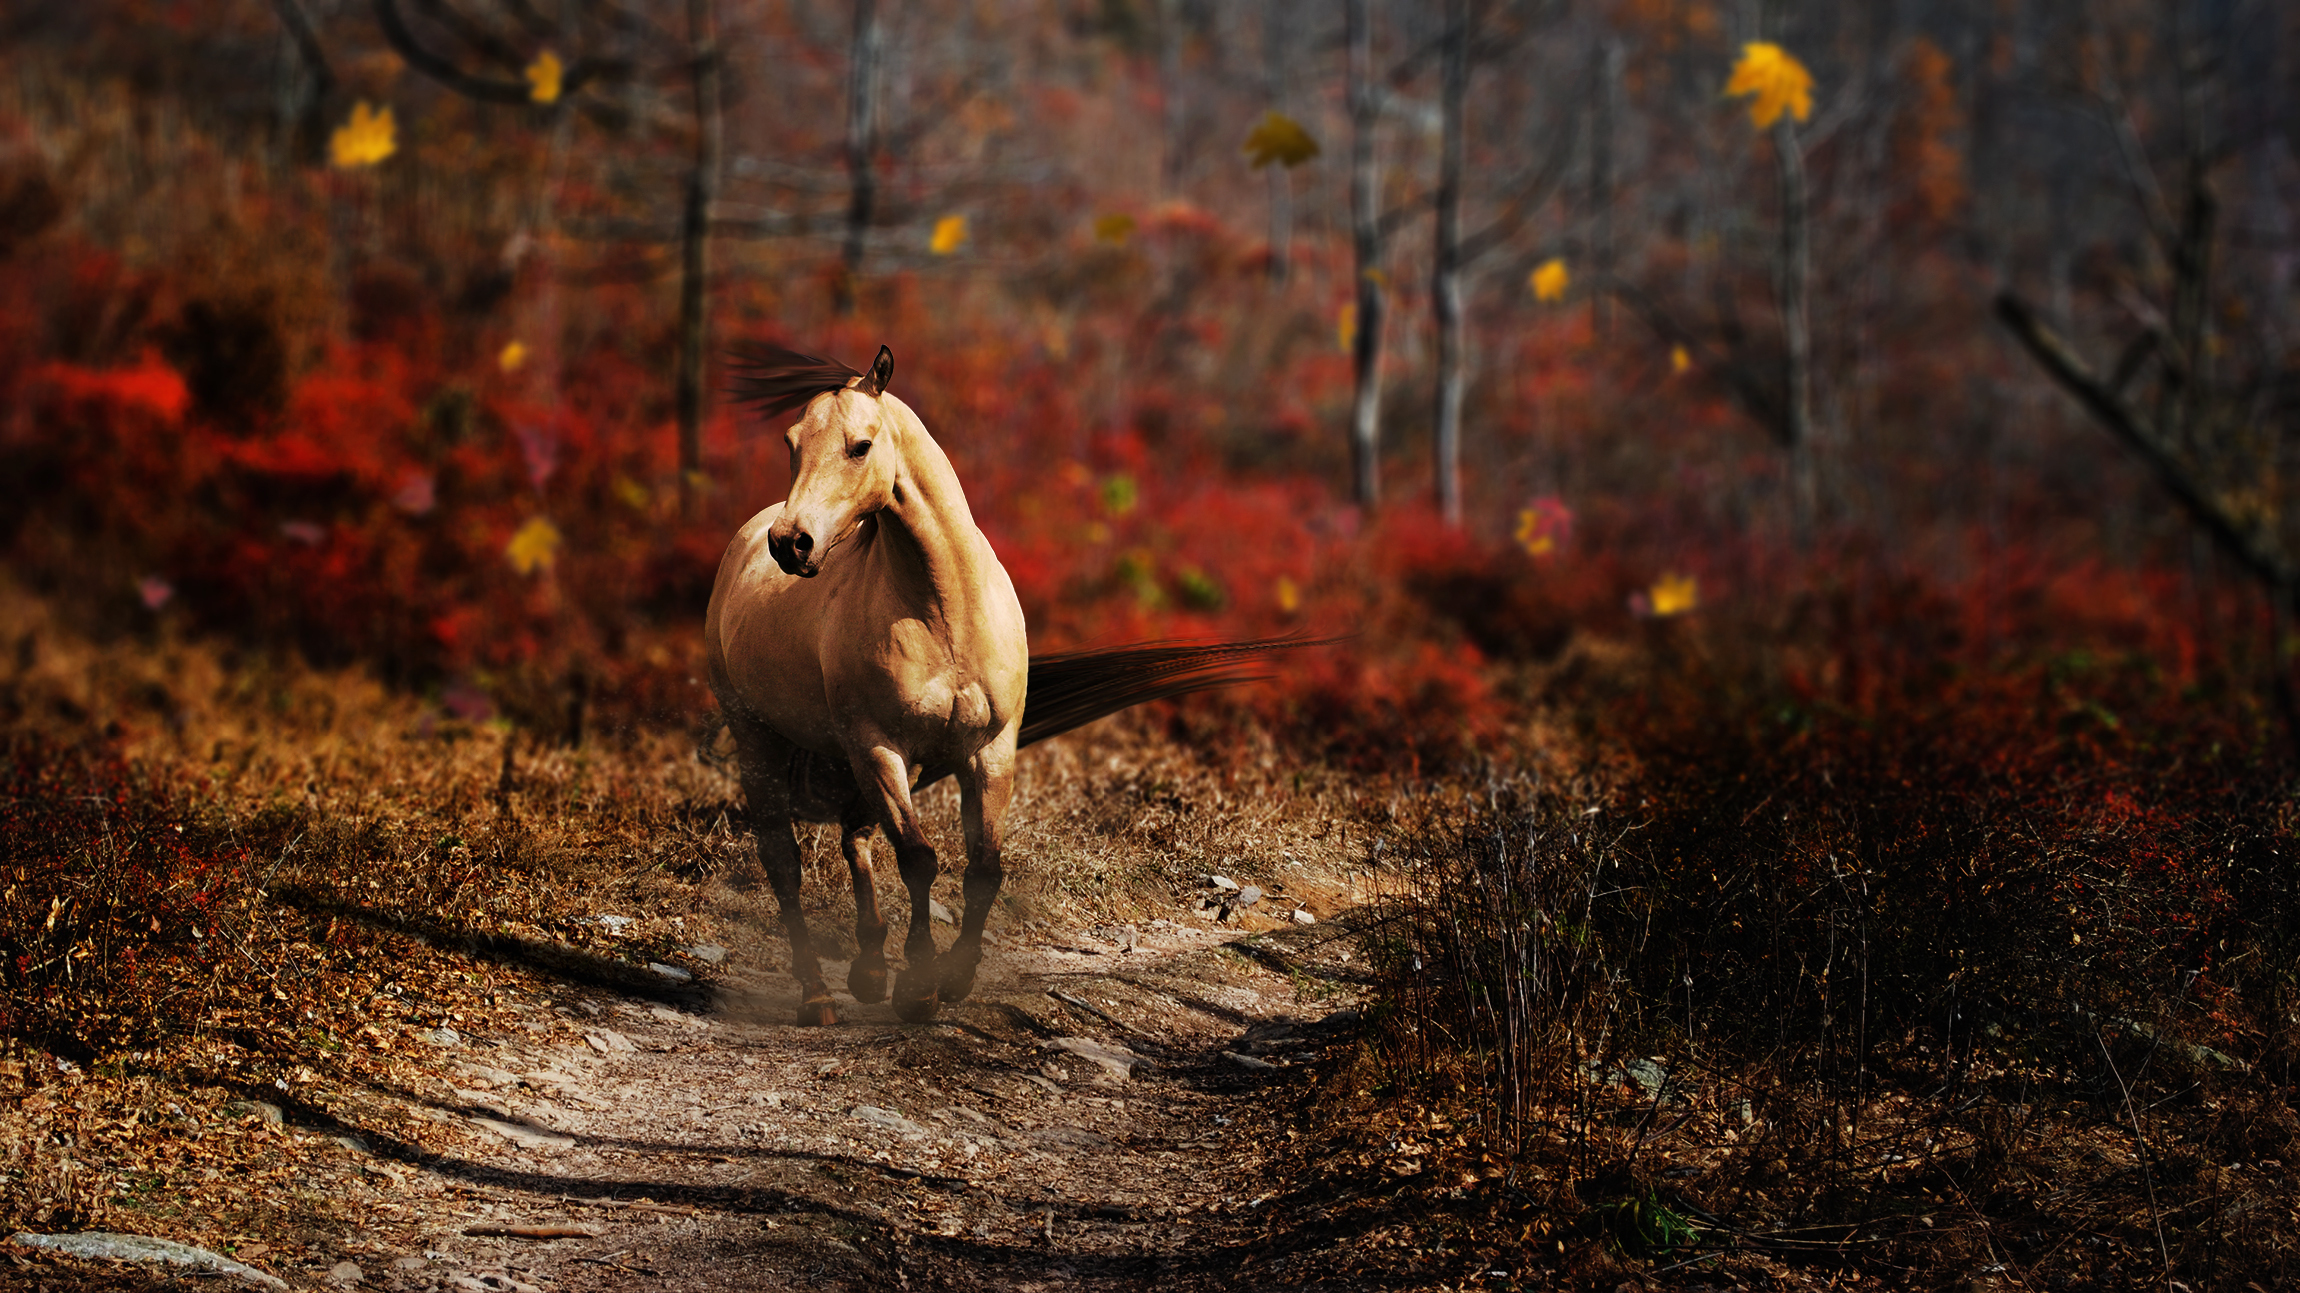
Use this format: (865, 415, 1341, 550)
(611, 475, 651, 511)
(1337, 303, 1357, 353)
(1514, 497, 1572, 557)
(1093, 213, 1136, 245)
(1275, 575, 1301, 614)
(1670, 344, 1691, 374)
(1724, 42, 1814, 129)
(506, 516, 562, 576)
(1649, 572, 1698, 617)
(498, 340, 528, 373)
(1515, 511, 1553, 556)
(329, 102, 396, 169)
(1530, 259, 1570, 302)
(526, 50, 564, 105)
(930, 214, 969, 255)
(1243, 111, 1321, 170)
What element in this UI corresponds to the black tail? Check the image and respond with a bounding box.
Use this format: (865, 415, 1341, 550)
(913, 634, 1334, 791)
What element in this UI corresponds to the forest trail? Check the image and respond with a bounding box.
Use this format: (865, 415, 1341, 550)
(327, 913, 1369, 1293)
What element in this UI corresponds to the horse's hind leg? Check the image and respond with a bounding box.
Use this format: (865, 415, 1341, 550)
(841, 803, 890, 1004)
(941, 727, 1016, 1004)
(850, 741, 942, 1023)
(733, 720, 838, 1026)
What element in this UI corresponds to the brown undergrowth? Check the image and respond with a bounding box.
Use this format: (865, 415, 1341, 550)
(1296, 625, 2300, 1290)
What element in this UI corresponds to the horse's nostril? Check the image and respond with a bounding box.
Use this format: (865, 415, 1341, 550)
(793, 532, 813, 553)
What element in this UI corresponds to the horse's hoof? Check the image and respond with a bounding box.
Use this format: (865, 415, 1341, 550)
(892, 971, 941, 1023)
(938, 957, 981, 1003)
(794, 997, 839, 1027)
(847, 959, 889, 1004)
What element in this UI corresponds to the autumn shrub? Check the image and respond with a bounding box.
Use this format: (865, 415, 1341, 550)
(0, 735, 257, 1061)
(1358, 552, 2300, 1281)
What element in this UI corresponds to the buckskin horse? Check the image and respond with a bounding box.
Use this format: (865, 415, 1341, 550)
(707, 343, 1308, 1025)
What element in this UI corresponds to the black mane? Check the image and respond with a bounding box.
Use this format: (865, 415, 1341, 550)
(725, 344, 865, 418)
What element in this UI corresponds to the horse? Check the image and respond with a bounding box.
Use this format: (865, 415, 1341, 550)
(708, 343, 1314, 1026)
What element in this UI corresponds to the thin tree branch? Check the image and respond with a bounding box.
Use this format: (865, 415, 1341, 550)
(1995, 292, 2292, 592)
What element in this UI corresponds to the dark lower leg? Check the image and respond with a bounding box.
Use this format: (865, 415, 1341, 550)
(763, 845, 835, 1024)
(939, 849, 1002, 1001)
(891, 841, 942, 1021)
(844, 826, 889, 1003)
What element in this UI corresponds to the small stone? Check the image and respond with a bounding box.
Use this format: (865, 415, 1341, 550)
(330, 1135, 369, 1153)
(594, 914, 635, 934)
(1047, 1036, 1147, 1082)
(390, 1256, 429, 1271)
(1221, 1050, 1277, 1071)
(6, 1232, 288, 1289)
(1114, 924, 1139, 952)
(1204, 875, 1240, 893)
(326, 1259, 364, 1286)
(929, 900, 955, 924)
(647, 962, 692, 983)
(583, 1029, 638, 1055)
(849, 1105, 929, 1137)
(468, 1115, 576, 1151)
(688, 943, 727, 964)
(1235, 886, 1263, 909)
(420, 1027, 462, 1048)
(1291, 908, 1316, 925)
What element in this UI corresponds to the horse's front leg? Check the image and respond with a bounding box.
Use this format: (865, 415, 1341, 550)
(732, 720, 838, 1027)
(850, 741, 943, 1023)
(941, 726, 1017, 1003)
(840, 802, 891, 1004)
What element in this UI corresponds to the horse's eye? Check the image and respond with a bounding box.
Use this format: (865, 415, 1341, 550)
(848, 440, 872, 460)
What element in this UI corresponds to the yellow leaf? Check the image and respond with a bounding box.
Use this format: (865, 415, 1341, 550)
(611, 475, 651, 511)
(1670, 344, 1691, 374)
(1093, 213, 1136, 245)
(329, 102, 397, 169)
(1275, 575, 1301, 614)
(930, 214, 968, 255)
(1337, 303, 1357, 353)
(1724, 42, 1814, 129)
(526, 50, 564, 105)
(1649, 572, 1698, 617)
(1243, 111, 1321, 170)
(497, 340, 528, 373)
(1514, 497, 1571, 557)
(506, 516, 561, 576)
(1530, 258, 1569, 302)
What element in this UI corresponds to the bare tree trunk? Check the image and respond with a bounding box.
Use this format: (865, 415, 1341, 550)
(267, 0, 335, 164)
(1774, 118, 1814, 544)
(1263, 0, 1292, 284)
(1590, 37, 1620, 340)
(1347, 0, 1384, 510)
(836, 0, 882, 316)
(675, 0, 722, 520)
(1432, 0, 1467, 526)
(1160, 0, 1184, 195)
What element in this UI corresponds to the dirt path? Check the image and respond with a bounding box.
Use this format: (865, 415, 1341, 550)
(330, 915, 1368, 1293)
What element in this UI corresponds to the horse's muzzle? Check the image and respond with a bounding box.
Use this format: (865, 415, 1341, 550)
(768, 527, 820, 578)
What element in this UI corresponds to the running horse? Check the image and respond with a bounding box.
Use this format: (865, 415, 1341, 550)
(709, 343, 1308, 1025)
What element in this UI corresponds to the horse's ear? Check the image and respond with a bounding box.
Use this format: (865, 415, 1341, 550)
(863, 345, 894, 397)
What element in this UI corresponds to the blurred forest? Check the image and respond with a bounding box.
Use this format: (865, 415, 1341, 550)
(2, 0, 2296, 751)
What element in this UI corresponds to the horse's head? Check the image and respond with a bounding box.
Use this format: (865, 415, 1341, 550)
(768, 346, 897, 578)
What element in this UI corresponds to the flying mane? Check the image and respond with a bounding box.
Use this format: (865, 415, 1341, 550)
(727, 343, 869, 418)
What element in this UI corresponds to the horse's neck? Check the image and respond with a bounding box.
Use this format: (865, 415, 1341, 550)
(871, 421, 994, 631)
